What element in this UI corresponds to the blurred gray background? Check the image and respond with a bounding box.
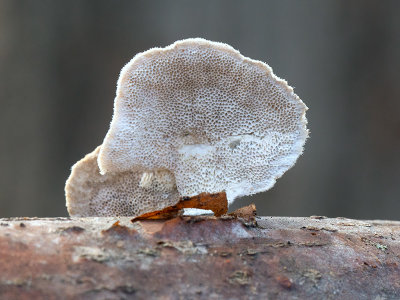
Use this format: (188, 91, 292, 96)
(1, 0, 399, 219)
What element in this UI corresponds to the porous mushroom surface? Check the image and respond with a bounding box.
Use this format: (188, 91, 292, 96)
(99, 38, 308, 204)
(65, 146, 179, 217)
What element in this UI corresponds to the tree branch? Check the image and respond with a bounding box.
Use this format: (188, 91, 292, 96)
(0, 216, 399, 299)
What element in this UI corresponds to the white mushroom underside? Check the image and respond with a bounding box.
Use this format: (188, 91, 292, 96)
(176, 132, 302, 203)
(98, 38, 308, 204)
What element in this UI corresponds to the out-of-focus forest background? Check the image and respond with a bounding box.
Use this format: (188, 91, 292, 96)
(0, 0, 399, 219)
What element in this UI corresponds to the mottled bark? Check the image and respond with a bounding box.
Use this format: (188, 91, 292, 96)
(0, 216, 399, 299)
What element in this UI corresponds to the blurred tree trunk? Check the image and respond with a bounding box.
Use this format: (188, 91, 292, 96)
(0, 216, 399, 299)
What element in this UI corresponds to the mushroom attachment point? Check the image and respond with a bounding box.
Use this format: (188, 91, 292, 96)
(66, 38, 308, 217)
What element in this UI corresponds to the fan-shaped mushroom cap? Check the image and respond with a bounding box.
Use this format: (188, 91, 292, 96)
(66, 146, 179, 217)
(99, 38, 308, 203)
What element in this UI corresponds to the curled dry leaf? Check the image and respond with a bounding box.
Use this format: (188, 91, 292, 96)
(131, 192, 228, 222)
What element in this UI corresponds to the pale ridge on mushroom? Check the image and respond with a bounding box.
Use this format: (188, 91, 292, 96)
(98, 38, 308, 204)
(65, 146, 179, 217)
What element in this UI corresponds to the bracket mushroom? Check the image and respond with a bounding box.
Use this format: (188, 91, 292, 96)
(66, 38, 308, 217)
(66, 146, 180, 217)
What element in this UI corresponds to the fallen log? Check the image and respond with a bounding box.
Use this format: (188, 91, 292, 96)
(0, 216, 399, 299)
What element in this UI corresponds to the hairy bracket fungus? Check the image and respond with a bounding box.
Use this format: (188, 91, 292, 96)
(66, 38, 308, 217)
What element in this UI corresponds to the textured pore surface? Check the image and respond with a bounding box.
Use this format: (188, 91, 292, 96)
(65, 146, 179, 217)
(98, 38, 308, 203)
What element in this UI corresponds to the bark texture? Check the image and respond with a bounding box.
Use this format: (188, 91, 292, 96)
(0, 216, 399, 299)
